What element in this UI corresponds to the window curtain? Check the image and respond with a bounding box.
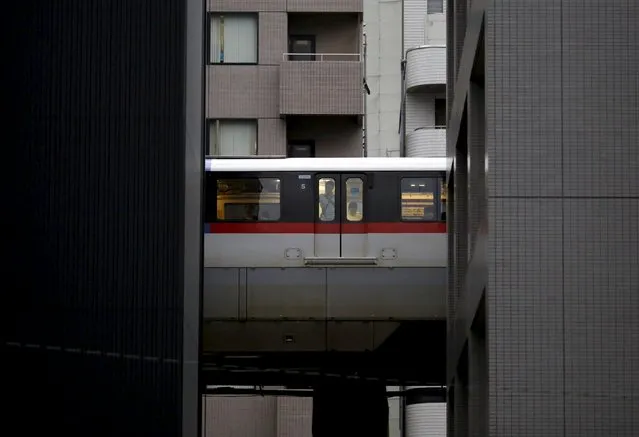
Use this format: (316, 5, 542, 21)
(210, 16, 221, 63)
(210, 120, 257, 156)
(210, 15, 257, 63)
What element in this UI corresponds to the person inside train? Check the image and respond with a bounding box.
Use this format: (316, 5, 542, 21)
(347, 201, 362, 221)
(243, 203, 258, 221)
(319, 179, 335, 221)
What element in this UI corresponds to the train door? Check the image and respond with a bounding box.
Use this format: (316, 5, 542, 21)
(314, 174, 340, 257)
(314, 174, 367, 258)
(340, 174, 367, 257)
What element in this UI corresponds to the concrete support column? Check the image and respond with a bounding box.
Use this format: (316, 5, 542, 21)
(312, 382, 388, 437)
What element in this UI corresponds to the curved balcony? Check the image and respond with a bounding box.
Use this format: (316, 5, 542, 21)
(406, 127, 446, 158)
(405, 45, 446, 92)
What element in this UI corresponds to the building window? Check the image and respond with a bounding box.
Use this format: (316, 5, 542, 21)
(345, 178, 364, 222)
(288, 140, 315, 157)
(427, 0, 444, 14)
(216, 178, 281, 221)
(435, 99, 446, 128)
(288, 35, 316, 61)
(401, 178, 437, 221)
(209, 120, 257, 156)
(210, 14, 258, 64)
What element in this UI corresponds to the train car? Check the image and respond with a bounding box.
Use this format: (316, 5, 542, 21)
(203, 157, 448, 353)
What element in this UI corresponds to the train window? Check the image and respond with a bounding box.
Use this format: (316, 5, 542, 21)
(345, 178, 364, 222)
(318, 178, 336, 221)
(216, 178, 280, 221)
(401, 178, 437, 221)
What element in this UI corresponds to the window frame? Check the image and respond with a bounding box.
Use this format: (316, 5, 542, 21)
(287, 140, 316, 157)
(208, 12, 259, 65)
(288, 35, 317, 61)
(434, 98, 447, 128)
(427, 0, 444, 14)
(317, 176, 337, 223)
(214, 175, 282, 223)
(208, 119, 258, 156)
(399, 176, 440, 222)
(344, 177, 365, 223)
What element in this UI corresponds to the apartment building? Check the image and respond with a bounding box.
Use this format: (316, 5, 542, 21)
(400, 0, 447, 158)
(206, 0, 365, 158)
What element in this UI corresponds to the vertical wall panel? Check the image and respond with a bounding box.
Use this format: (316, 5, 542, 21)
(258, 118, 287, 155)
(563, 200, 639, 436)
(259, 12, 288, 65)
(204, 395, 278, 437)
(207, 66, 280, 118)
(2, 0, 202, 435)
(488, 198, 565, 436)
(276, 397, 313, 437)
(208, 0, 286, 12)
(449, 0, 639, 436)
(364, 0, 402, 158)
(560, 3, 639, 435)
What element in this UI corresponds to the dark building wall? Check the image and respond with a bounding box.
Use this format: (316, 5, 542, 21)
(447, 0, 639, 436)
(2, 0, 203, 435)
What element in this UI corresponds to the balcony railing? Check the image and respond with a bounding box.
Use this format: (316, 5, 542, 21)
(280, 53, 364, 116)
(282, 52, 362, 62)
(286, 0, 363, 13)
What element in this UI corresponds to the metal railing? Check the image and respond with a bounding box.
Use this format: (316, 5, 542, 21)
(282, 52, 362, 62)
(205, 386, 446, 398)
(412, 125, 447, 131)
(404, 44, 446, 57)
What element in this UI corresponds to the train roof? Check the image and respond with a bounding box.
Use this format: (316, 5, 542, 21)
(205, 157, 448, 172)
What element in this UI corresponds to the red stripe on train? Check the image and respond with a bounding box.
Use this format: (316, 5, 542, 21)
(206, 222, 446, 234)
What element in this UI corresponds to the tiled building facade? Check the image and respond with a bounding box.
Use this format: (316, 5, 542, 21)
(447, 0, 639, 436)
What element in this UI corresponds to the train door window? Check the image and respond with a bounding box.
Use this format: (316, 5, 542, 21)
(216, 177, 281, 221)
(318, 178, 336, 221)
(345, 178, 364, 222)
(401, 178, 437, 221)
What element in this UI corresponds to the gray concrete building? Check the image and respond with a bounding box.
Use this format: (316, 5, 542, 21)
(446, 0, 639, 436)
(206, 0, 365, 157)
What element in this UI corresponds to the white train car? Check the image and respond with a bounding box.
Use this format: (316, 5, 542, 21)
(203, 157, 448, 353)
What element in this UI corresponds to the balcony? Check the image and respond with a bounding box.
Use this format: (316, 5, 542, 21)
(405, 126, 446, 158)
(286, 0, 363, 13)
(280, 53, 364, 116)
(405, 45, 446, 92)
